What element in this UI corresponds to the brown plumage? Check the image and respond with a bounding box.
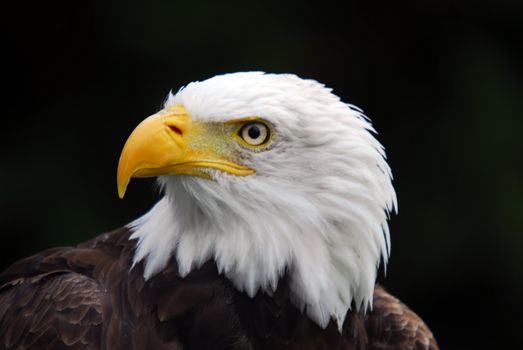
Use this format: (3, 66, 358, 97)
(0, 227, 438, 349)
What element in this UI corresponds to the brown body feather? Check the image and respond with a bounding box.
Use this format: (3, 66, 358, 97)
(0, 228, 438, 350)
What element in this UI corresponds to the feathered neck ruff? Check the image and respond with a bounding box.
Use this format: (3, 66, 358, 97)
(129, 166, 394, 331)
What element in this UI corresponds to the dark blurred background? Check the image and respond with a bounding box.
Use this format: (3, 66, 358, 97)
(1, 0, 522, 348)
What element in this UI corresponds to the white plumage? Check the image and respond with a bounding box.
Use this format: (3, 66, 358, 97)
(129, 72, 397, 330)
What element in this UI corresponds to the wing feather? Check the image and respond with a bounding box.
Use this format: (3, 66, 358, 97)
(366, 286, 439, 350)
(0, 271, 104, 349)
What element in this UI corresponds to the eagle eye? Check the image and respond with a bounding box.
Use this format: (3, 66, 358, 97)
(238, 122, 271, 148)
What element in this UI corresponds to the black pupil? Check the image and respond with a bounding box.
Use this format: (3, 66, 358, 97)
(248, 125, 261, 139)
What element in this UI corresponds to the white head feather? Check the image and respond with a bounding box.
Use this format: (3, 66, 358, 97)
(128, 72, 397, 330)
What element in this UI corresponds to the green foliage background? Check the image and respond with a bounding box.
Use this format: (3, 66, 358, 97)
(2, 1, 522, 348)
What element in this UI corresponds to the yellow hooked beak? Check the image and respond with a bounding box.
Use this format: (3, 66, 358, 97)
(117, 105, 254, 198)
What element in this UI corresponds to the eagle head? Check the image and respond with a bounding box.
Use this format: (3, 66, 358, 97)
(117, 72, 396, 329)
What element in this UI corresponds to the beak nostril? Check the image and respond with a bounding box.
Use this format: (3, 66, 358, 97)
(168, 125, 183, 135)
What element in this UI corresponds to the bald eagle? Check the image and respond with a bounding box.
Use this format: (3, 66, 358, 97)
(0, 72, 438, 349)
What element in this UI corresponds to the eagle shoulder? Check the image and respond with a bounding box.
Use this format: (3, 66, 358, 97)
(365, 286, 439, 350)
(0, 228, 134, 349)
(0, 228, 243, 349)
(0, 270, 105, 349)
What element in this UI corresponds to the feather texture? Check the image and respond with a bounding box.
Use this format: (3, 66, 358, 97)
(0, 228, 438, 349)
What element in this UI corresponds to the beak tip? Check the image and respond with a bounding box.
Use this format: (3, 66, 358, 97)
(117, 160, 130, 199)
(117, 178, 128, 199)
